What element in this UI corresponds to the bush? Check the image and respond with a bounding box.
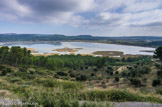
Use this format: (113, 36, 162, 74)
(70, 73, 75, 77)
(57, 71, 67, 76)
(76, 75, 81, 81)
(156, 89, 162, 95)
(157, 71, 162, 78)
(115, 71, 119, 75)
(115, 77, 119, 82)
(0, 65, 5, 70)
(1, 69, 7, 76)
(85, 66, 89, 70)
(155, 63, 160, 68)
(76, 75, 87, 81)
(130, 79, 141, 87)
(19, 67, 27, 72)
(6, 68, 12, 73)
(90, 73, 95, 76)
(110, 71, 113, 76)
(152, 79, 161, 87)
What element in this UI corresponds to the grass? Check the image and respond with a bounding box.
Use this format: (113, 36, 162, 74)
(0, 77, 162, 106)
(79, 90, 162, 103)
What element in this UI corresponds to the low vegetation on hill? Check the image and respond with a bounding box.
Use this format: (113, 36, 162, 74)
(0, 46, 162, 106)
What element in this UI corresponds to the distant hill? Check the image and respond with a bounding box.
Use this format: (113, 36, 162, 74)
(0, 34, 162, 47)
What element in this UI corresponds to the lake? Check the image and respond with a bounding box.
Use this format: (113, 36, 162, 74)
(0, 42, 155, 56)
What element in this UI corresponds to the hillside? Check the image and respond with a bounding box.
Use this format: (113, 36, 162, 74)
(0, 46, 162, 106)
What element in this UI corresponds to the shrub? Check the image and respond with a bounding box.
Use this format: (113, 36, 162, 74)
(102, 84, 107, 89)
(76, 75, 81, 81)
(155, 63, 160, 68)
(6, 68, 12, 73)
(157, 71, 162, 78)
(70, 73, 75, 77)
(115, 71, 119, 75)
(85, 66, 89, 70)
(130, 79, 141, 87)
(19, 67, 27, 72)
(0, 65, 5, 70)
(156, 89, 162, 95)
(107, 66, 113, 71)
(90, 73, 95, 76)
(93, 68, 98, 72)
(152, 79, 161, 87)
(121, 71, 127, 77)
(110, 72, 113, 76)
(1, 69, 7, 76)
(115, 77, 119, 82)
(57, 71, 67, 76)
(76, 75, 87, 81)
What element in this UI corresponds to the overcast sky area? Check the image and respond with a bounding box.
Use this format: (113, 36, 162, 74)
(0, 0, 162, 36)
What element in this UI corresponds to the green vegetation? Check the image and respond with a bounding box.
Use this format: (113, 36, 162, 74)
(0, 46, 162, 106)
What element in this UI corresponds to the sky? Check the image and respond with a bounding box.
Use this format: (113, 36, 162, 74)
(0, 0, 162, 37)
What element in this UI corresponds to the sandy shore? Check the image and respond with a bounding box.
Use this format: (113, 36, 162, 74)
(92, 51, 144, 58)
(52, 47, 79, 52)
(140, 50, 154, 53)
(27, 48, 38, 53)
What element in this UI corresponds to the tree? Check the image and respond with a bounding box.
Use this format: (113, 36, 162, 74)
(96, 57, 106, 68)
(154, 47, 162, 71)
(0, 46, 9, 63)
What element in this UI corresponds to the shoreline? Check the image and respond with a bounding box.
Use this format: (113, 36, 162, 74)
(0, 41, 154, 57)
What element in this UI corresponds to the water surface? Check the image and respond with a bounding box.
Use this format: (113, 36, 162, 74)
(1, 42, 155, 55)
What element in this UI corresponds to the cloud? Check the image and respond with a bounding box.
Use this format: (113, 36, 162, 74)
(0, 0, 94, 24)
(0, 0, 162, 36)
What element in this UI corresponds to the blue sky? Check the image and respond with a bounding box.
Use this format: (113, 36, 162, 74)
(0, 0, 162, 36)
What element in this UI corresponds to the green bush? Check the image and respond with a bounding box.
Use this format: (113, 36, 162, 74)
(152, 79, 161, 87)
(19, 67, 27, 72)
(57, 71, 68, 76)
(156, 89, 162, 95)
(70, 73, 76, 78)
(130, 78, 141, 87)
(0, 65, 5, 70)
(76, 75, 87, 81)
(114, 77, 119, 82)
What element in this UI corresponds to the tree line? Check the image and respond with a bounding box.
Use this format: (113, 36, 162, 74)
(0, 46, 151, 70)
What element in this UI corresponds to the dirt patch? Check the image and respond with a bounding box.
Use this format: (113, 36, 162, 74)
(92, 51, 145, 58)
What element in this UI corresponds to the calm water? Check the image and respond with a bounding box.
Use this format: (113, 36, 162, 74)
(1, 42, 155, 55)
